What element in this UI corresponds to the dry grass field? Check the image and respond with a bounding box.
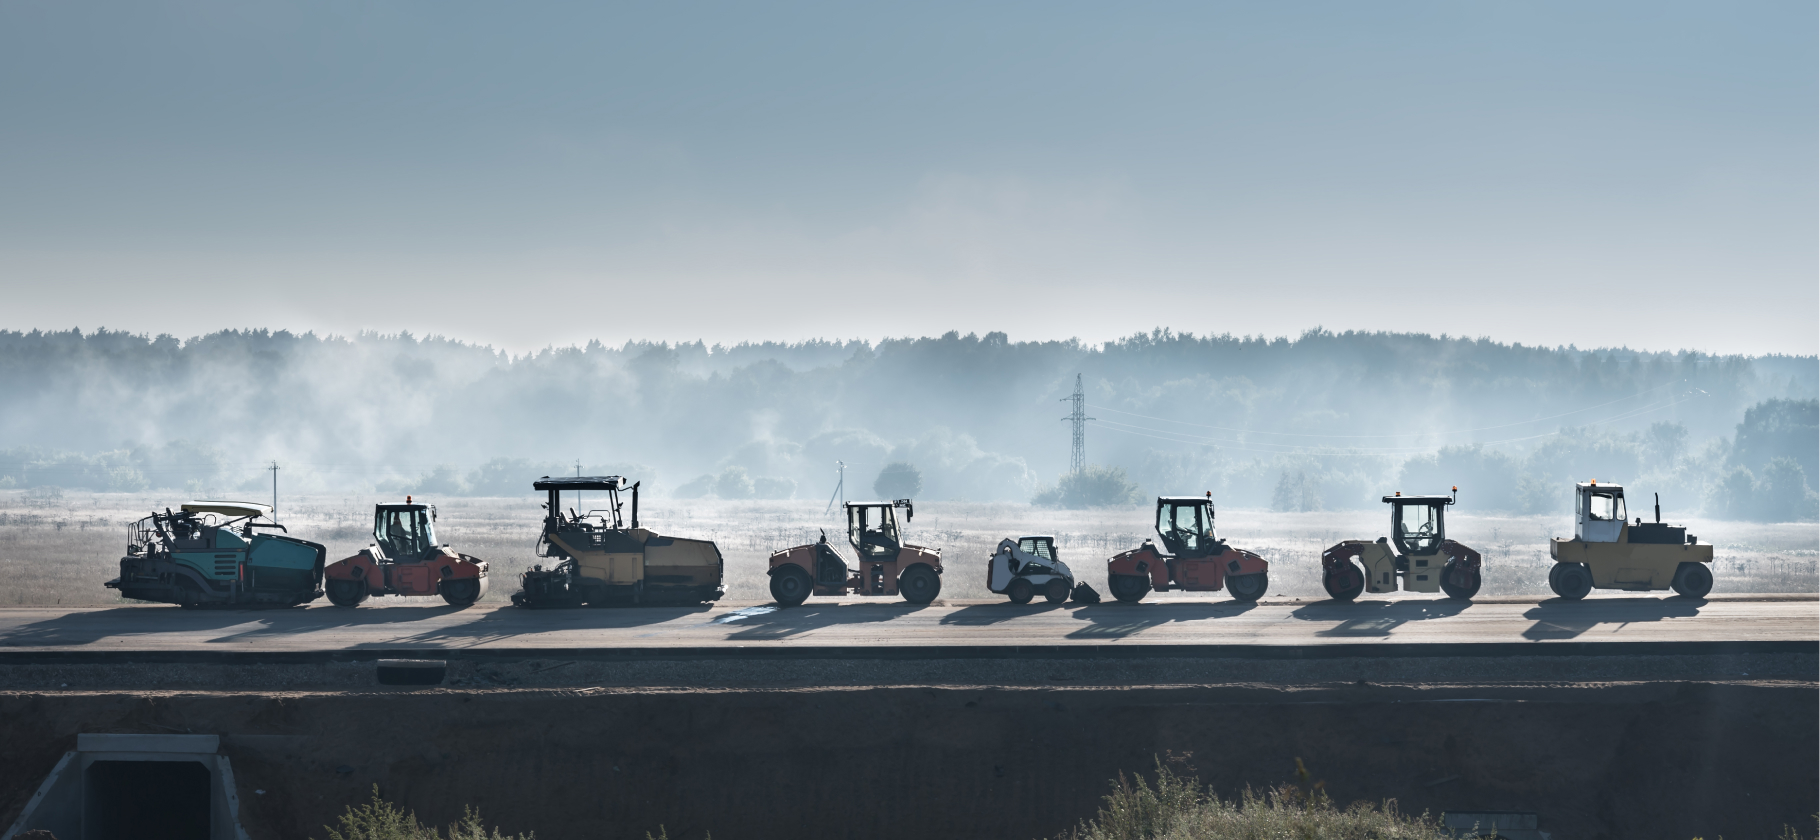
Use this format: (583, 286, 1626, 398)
(0, 489, 1813, 607)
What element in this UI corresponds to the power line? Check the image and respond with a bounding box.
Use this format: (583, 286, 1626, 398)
(1089, 395, 1693, 455)
(1086, 380, 1682, 440)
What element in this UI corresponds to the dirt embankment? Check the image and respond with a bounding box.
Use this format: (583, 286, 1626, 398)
(0, 681, 1813, 840)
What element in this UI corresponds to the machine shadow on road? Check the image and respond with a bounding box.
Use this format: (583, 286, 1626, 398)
(1520, 597, 1705, 640)
(0, 604, 443, 647)
(1288, 599, 1472, 638)
(204, 603, 715, 646)
(713, 603, 922, 640)
(938, 603, 1073, 627)
(1063, 601, 1256, 640)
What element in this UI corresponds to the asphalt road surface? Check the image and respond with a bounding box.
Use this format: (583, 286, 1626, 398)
(0, 594, 1810, 658)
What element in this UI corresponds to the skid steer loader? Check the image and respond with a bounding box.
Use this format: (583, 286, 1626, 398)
(1547, 481, 1714, 599)
(768, 499, 942, 606)
(1319, 489, 1482, 601)
(512, 476, 724, 607)
(986, 535, 1077, 604)
(1105, 493, 1269, 603)
(323, 497, 490, 608)
(106, 502, 325, 608)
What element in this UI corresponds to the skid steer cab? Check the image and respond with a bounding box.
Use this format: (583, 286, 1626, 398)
(987, 535, 1084, 604)
(1105, 493, 1269, 603)
(324, 498, 490, 608)
(767, 499, 942, 606)
(1320, 489, 1481, 601)
(1547, 482, 1714, 599)
(513, 476, 725, 608)
(106, 502, 326, 609)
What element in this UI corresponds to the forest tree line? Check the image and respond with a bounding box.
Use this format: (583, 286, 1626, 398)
(0, 327, 1813, 519)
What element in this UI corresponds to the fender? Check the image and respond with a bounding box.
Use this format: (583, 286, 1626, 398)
(1441, 539, 1482, 572)
(430, 548, 488, 581)
(325, 549, 382, 583)
(1320, 540, 1376, 573)
(1220, 549, 1268, 577)
(1108, 541, 1169, 589)
(897, 544, 943, 571)
(767, 545, 816, 575)
(455, 552, 489, 577)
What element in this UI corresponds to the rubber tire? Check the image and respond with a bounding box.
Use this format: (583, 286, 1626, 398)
(1043, 578, 1071, 604)
(1006, 578, 1034, 604)
(1671, 562, 1713, 599)
(769, 566, 813, 607)
(1322, 561, 1365, 602)
(1550, 563, 1592, 600)
(1225, 572, 1268, 602)
(440, 577, 482, 608)
(1108, 573, 1149, 603)
(326, 578, 369, 608)
(1439, 560, 1481, 600)
(898, 565, 941, 605)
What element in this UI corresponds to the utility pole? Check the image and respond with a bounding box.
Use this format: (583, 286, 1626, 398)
(1060, 373, 1093, 474)
(825, 461, 846, 515)
(268, 461, 280, 524)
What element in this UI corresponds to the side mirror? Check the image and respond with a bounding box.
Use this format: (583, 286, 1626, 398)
(430, 505, 437, 522)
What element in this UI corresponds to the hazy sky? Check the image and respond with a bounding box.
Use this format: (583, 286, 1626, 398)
(1, 1, 1813, 355)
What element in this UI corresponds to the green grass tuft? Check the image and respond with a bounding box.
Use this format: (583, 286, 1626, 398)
(319, 786, 532, 840)
(1062, 759, 1450, 840)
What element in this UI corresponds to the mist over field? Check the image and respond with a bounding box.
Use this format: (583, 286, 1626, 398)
(0, 327, 1814, 520)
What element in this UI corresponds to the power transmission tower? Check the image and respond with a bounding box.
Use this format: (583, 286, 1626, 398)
(825, 461, 846, 514)
(1060, 374, 1093, 474)
(267, 461, 280, 524)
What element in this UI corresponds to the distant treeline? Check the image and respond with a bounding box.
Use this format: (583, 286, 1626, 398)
(0, 327, 1813, 520)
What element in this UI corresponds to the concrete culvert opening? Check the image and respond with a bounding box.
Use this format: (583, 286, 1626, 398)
(4, 735, 248, 840)
(84, 760, 211, 840)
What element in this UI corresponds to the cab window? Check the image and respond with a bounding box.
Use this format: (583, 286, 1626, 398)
(1157, 503, 1206, 553)
(1394, 503, 1442, 553)
(850, 505, 899, 555)
(1586, 493, 1625, 521)
(375, 508, 436, 557)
